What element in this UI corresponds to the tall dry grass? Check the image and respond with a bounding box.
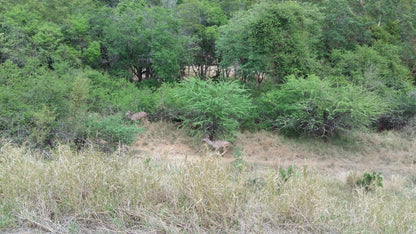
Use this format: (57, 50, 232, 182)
(234, 129, 416, 178)
(0, 141, 415, 233)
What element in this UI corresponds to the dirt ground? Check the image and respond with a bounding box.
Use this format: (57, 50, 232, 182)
(130, 122, 416, 180)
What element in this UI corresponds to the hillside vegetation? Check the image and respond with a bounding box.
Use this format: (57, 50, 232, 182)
(1, 0, 416, 147)
(1, 0, 416, 232)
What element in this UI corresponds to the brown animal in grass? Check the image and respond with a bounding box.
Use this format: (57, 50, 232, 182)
(202, 138, 230, 157)
(125, 111, 148, 123)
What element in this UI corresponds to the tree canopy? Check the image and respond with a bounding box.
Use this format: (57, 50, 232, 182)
(1, 0, 415, 146)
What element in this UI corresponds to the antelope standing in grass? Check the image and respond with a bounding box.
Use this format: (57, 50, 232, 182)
(126, 111, 148, 123)
(202, 138, 230, 157)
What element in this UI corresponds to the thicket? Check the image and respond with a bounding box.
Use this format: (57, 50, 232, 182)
(1, 0, 416, 149)
(0, 61, 142, 149)
(257, 75, 387, 138)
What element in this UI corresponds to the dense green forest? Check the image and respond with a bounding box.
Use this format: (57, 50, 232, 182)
(1, 0, 416, 149)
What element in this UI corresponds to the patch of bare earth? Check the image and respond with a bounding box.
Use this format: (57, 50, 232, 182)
(132, 122, 416, 179)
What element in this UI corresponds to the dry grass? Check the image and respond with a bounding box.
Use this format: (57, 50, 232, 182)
(1, 137, 416, 233)
(234, 129, 416, 178)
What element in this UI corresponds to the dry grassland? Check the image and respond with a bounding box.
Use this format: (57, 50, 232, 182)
(1, 122, 415, 233)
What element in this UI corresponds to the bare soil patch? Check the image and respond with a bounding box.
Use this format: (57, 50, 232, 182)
(131, 122, 416, 179)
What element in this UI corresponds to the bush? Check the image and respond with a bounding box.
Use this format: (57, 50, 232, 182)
(151, 84, 182, 122)
(169, 78, 253, 139)
(329, 44, 410, 91)
(376, 88, 416, 131)
(86, 70, 160, 115)
(348, 171, 384, 192)
(357, 172, 384, 192)
(0, 63, 144, 149)
(81, 113, 142, 146)
(259, 75, 387, 139)
(328, 45, 416, 131)
(30, 105, 58, 148)
(0, 61, 70, 145)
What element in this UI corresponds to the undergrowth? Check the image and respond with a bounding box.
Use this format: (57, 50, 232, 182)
(0, 141, 415, 233)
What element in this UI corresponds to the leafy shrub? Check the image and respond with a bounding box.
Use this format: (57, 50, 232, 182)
(258, 75, 387, 139)
(86, 70, 137, 114)
(358, 172, 384, 192)
(81, 113, 142, 146)
(231, 146, 250, 172)
(356, 172, 384, 192)
(169, 78, 253, 139)
(86, 70, 159, 115)
(69, 74, 90, 117)
(329, 44, 410, 91)
(347, 171, 384, 192)
(279, 165, 295, 182)
(151, 84, 182, 122)
(328, 45, 415, 131)
(376, 88, 416, 131)
(0, 64, 143, 148)
(30, 105, 58, 148)
(0, 61, 70, 145)
(0, 85, 32, 142)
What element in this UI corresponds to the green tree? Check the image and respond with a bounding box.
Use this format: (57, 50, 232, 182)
(218, 0, 256, 18)
(0, 0, 101, 69)
(178, 0, 228, 77)
(321, 0, 372, 52)
(217, 1, 321, 84)
(103, 1, 187, 83)
(399, 1, 416, 81)
(0, 3, 41, 67)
